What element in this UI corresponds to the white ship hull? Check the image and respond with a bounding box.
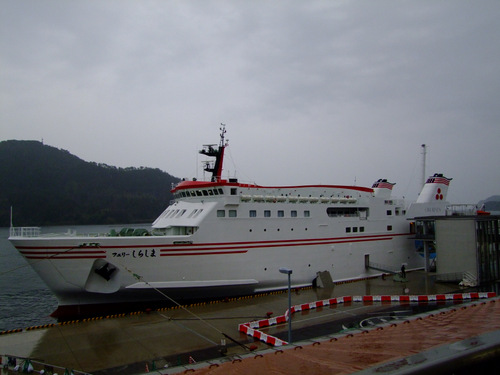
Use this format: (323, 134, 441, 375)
(9, 127, 452, 318)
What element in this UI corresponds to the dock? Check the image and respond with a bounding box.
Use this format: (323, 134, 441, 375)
(1, 271, 498, 374)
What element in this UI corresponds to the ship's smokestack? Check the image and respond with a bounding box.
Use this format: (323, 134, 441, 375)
(416, 173, 452, 204)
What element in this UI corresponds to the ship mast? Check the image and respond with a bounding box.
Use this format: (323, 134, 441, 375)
(199, 124, 227, 182)
(421, 144, 427, 189)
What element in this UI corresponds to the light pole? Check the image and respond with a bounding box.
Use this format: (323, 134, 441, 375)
(279, 267, 293, 344)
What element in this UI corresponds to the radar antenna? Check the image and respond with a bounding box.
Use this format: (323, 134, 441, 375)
(199, 124, 227, 182)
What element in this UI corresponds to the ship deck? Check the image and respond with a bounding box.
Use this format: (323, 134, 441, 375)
(1, 271, 498, 374)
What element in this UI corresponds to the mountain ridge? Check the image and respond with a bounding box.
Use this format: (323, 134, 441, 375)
(0, 140, 180, 227)
(1, 140, 498, 227)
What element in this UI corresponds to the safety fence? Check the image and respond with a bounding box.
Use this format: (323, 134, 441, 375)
(238, 292, 497, 346)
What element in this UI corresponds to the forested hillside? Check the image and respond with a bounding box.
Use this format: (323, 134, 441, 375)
(0, 140, 180, 226)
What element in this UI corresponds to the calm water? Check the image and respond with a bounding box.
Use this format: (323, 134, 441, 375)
(0, 224, 140, 331)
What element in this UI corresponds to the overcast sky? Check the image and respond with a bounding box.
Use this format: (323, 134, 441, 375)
(1, 0, 499, 204)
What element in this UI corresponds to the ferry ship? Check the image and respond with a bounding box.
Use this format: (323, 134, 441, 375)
(9, 126, 454, 318)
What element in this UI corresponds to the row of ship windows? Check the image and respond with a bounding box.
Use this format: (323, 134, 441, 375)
(217, 207, 370, 218)
(346, 226, 365, 233)
(344, 226, 392, 233)
(162, 208, 400, 222)
(217, 209, 311, 218)
(174, 188, 225, 199)
(174, 188, 356, 203)
(160, 208, 204, 219)
(174, 189, 403, 214)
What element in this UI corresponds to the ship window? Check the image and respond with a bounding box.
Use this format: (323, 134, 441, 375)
(177, 209, 186, 217)
(278, 210, 284, 217)
(231, 188, 237, 195)
(188, 209, 197, 218)
(249, 210, 257, 217)
(353, 227, 358, 233)
(190, 191, 196, 197)
(196, 190, 203, 196)
(304, 210, 310, 217)
(229, 210, 237, 217)
(218, 188, 224, 195)
(213, 189, 219, 195)
(217, 210, 225, 217)
(346, 227, 351, 233)
(203, 190, 209, 196)
(386, 210, 392, 216)
(327, 207, 368, 217)
(387, 225, 393, 231)
(291, 210, 297, 217)
(193, 209, 203, 217)
(264, 210, 271, 217)
(208, 189, 214, 195)
(360, 227, 365, 232)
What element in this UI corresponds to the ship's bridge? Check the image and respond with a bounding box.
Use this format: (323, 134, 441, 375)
(152, 201, 217, 235)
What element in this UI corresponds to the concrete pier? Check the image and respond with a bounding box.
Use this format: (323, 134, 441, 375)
(0, 271, 491, 374)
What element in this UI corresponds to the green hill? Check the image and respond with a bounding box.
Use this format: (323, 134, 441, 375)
(0, 140, 180, 227)
(478, 196, 500, 213)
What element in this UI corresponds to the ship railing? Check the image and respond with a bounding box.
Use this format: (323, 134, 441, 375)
(445, 204, 477, 216)
(9, 227, 102, 238)
(9, 226, 41, 238)
(434, 271, 465, 283)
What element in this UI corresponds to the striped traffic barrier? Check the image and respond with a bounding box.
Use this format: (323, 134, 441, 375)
(238, 292, 496, 346)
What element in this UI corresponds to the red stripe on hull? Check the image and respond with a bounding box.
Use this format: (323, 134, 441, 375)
(160, 250, 248, 256)
(24, 255, 107, 259)
(13, 232, 412, 251)
(15, 233, 410, 259)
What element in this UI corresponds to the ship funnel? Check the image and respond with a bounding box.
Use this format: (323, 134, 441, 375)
(415, 173, 452, 204)
(372, 179, 395, 198)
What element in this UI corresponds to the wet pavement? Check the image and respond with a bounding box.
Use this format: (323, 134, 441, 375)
(0, 271, 483, 374)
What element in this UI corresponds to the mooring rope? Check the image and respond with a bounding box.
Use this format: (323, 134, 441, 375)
(122, 265, 252, 351)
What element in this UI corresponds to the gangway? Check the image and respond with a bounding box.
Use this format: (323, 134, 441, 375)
(366, 261, 408, 282)
(366, 261, 399, 274)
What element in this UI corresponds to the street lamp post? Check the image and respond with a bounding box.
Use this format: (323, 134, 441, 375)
(279, 267, 293, 344)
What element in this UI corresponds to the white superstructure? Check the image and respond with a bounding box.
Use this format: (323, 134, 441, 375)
(9, 126, 454, 318)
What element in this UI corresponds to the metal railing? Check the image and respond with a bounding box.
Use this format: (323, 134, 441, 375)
(446, 204, 477, 216)
(9, 227, 41, 238)
(435, 271, 478, 286)
(1, 354, 91, 375)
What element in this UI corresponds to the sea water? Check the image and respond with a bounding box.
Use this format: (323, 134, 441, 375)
(0, 224, 137, 331)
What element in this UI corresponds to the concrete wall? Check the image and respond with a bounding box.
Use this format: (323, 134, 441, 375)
(435, 219, 477, 278)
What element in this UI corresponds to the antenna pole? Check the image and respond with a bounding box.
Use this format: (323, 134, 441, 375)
(421, 144, 427, 188)
(219, 123, 226, 147)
